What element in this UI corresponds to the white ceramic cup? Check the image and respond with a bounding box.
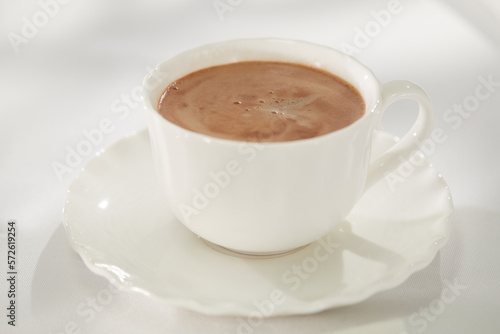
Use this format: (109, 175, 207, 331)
(141, 38, 433, 255)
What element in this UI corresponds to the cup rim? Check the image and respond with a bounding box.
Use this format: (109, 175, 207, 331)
(142, 38, 382, 146)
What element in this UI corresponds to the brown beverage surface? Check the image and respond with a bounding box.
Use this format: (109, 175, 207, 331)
(157, 61, 365, 142)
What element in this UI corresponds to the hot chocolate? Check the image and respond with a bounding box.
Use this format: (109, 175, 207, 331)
(157, 61, 365, 142)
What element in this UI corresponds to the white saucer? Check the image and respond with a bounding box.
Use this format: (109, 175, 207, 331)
(63, 129, 453, 317)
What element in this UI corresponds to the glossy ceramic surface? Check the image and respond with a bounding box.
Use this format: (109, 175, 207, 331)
(142, 38, 434, 253)
(63, 129, 453, 317)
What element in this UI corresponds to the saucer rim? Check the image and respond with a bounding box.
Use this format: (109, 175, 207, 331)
(62, 129, 454, 317)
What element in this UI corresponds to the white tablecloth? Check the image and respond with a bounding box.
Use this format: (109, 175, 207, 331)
(1, 0, 499, 333)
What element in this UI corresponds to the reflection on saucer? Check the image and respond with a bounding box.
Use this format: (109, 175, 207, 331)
(63, 129, 453, 317)
(201, 237, 309, 259)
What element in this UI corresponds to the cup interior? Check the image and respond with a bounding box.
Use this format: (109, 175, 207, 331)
(142, 38, 381, 130)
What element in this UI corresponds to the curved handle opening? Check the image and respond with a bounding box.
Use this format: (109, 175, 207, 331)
(364, 80, 434, 191)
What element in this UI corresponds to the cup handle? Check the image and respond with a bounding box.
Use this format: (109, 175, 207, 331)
(364, 80, 434, 191)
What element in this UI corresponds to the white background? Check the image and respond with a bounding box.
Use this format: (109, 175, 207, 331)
(1, 0, 499, 333)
